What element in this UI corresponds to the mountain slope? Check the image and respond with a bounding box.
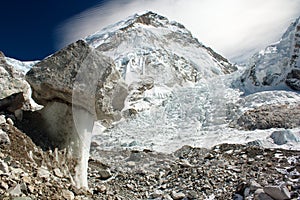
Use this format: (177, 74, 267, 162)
(85, 11, 237, 112)
(238, 17, 300, 93)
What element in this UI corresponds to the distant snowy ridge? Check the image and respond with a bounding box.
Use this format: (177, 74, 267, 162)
(237, 16, 300, 94)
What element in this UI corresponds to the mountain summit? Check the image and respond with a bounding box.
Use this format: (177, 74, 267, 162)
(85, 11, 237, 85)
(85, 11, 237, 112)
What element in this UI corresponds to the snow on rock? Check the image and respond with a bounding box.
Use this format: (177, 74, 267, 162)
(86, 11, 236, 84)
(237, 17, 300, 93)
(5, 57, 38, 74)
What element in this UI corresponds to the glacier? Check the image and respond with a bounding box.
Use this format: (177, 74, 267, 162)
(91, 70, 300, 154)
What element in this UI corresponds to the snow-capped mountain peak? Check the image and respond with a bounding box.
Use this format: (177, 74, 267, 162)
(85, 11, 236, 85)
(84, 11, 237, 112)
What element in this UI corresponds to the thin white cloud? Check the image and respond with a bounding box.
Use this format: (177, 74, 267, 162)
(55, 0, 300, 62)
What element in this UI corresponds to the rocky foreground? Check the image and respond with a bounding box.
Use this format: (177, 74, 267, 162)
(0, 114, 299, 200)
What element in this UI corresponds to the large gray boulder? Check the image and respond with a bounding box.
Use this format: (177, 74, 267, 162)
(26, 40, 128, 188)
(235, 104, 300, 130)
(270, 130, 299, 145)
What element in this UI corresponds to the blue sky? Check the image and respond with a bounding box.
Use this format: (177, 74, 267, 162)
(0, 0, 107, 60)
(1, 0, 300, 62)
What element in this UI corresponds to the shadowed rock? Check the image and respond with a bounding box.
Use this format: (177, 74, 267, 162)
(26, 40, 128, 188)
(0, 92, 25, 113)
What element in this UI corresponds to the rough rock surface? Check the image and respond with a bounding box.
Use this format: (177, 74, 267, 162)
(0, 52, 30, 103)
(26, 40, 127, 118)
(234, 104, 300, 130)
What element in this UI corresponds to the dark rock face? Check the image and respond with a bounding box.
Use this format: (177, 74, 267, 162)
(286, 69, 300, 90)
(234, 104, 300, 130)
(0, 92, 25, 113)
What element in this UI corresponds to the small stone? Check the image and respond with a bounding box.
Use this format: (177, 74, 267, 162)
(98, 169, 112, 180)
(225, 150, 234, 154)
(126, 183, 134, 190)
(28, 185, 35, 193)
(0, 159, 9, 173)
(37, 166, 50, 178)
(187, 190, 198, 199)
(96, 185, 107, 193)
(250, 180, 262, 191)
(266, 162, 272, 167)
(0, 115, 6, 124)
(53, 168, 64, 178)
(204, 153, 215, 160)
(264, 184, 291, 200)
(0, 181, 9, 190)
(244, 187, 250, 197)
(62, 189, 75, 200)
(233, 194, 243, 200)
(152, 189, 164, 198)
(127, 161, 136, 167)
(162, 194, 173, 200)
(178, 159, 193, 167)
(0, 129, 10, 147)
(247, 140, 263, 146)
(6, 118, 14, 126)
(270, 130, 299, 145)
(8, 184, 23, 197)
(171, 191, 186, 200)
(22, 176, 31, 184)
